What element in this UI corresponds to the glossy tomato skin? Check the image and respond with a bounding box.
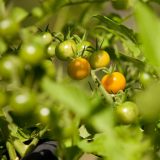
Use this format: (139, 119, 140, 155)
(41, 32, 53, 45)
(19, 42, 45, 65)
(0, 55, 24, 79)
(77, 41, 93, 58)
(55, 40, 76, 61)
(89, 50, 110, 69)
(34, 106, 51, 125)
(115, 101, 139, 124)
(67, 57, 91, 80)
(101, 72, 126, 94)
(47, 43, 56, 57)
(10, 90, 36, 115)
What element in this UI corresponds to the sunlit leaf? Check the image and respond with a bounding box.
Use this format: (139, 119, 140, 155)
(42, 77, 91, 117)
(95, 15, 137, 43)
(135, 2, 160, 66)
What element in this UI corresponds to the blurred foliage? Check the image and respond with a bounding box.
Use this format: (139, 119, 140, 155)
(0, 0, 160, 160)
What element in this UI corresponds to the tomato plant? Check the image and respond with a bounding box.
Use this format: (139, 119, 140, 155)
(77, 40, 93, 58)
(101, 72, 126, 94)
(0, 0, 160, 160)
(67, 57, 91, 80)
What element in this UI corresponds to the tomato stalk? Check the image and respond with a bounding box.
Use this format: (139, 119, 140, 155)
(71, 117, 80, 146)
(6, 141, 19, 160)
(91, 70, 113, 104)
(23, 126, 48, 156)
(13, 139, 27, 157)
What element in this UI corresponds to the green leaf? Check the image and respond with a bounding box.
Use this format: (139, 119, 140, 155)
(11, 7, 28, 22)
(78, 126, 151, 160)
(95, 15, 137, 44)
(42, 77, 91, 117)
(135, 2, 160, 66)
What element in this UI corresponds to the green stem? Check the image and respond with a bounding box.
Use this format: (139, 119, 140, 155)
(24, 126, 48, 156)
(13, 139, 27, 157)
(71, 117, 80, 146)
(6, 141, 19, 160)
(91, 70, 113, 105)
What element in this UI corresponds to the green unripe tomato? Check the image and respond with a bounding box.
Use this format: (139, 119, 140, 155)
(77, 41, 93, 58)
(115, 101, 139, 124)
(47, 43, 56, 57)
(0, 55, 24, 79)
(55, 40, 76, 61)
(0, 18, 19, 38)
(10, 90, 36, 115)
(112, 0, 131, 10)
(139, 72, 152, 88)
(19, 42, 45, 65)
(34, 106, 51, 124)
(41, 32, 53, 45)
(0, 91, 7, 108)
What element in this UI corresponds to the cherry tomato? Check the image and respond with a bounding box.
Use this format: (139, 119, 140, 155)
(101, 72, 126, 94)
(67, 57, 91, 80)
(55, 40, 76, 61)
(115, 101, 139, 124)
(139, 72, 152, 88)
(0, 18, 19, 38)
(10, 90, 36, 115)
(112, 0, 131, 10)
(19, 42, 45, 65)
(47, 43, 56, 57)
(41, 32, 53, 45)
(34, 106, 51, 125)
(77, 41, 93, 58)
(0, 55, 24, 79)
(89, 50, 110, 69)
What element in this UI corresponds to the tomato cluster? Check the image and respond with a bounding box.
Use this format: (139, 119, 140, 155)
(0, 29, 141, 128)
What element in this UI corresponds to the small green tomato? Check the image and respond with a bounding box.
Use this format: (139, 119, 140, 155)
(115, 101, 139, 124)
(55, 39, 76, 61)
(10, 90, 36, 115)
(19, 42, 45, 65)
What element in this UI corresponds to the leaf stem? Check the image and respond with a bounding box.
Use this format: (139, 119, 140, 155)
(6, 141, 19, 160)
(91, 70, 113, 105)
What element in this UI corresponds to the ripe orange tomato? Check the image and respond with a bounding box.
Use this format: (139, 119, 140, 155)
(67, 57, 91, 80)
(101, 72, 126, 94)
(89, 50, 110, 69)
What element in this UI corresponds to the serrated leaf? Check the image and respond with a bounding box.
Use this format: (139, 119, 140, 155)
(42, 77, 91, 117)
(135, 2, 160, 66)
(95, 15, 137, 44)
(78, 126, 150, 160)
